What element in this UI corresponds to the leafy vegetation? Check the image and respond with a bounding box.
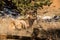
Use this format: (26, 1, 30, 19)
(0, 0, 52, 15)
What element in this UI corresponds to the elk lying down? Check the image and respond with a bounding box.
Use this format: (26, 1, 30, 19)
(15, 20, 29, 30)
(12, 19, 29, 30)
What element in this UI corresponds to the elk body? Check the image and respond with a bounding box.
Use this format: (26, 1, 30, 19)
(13, 19, 29, 30)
